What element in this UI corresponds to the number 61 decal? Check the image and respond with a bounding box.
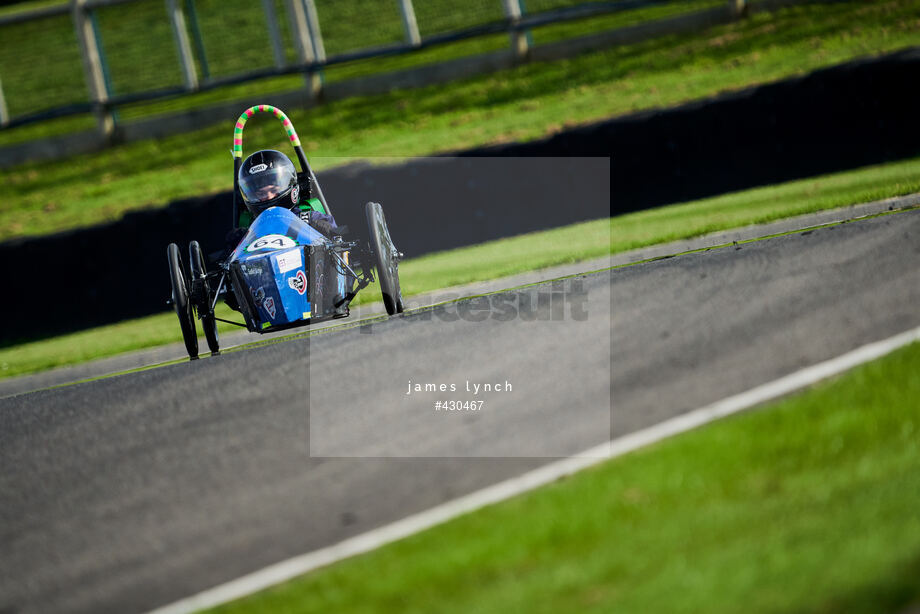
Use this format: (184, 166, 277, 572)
(246, 234, 296, 252)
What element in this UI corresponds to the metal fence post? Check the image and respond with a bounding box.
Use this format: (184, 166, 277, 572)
(397, 0, 421, 47)
(501, 0, 528, 60)
(284, 0, 321, 96)
(261, 0, 286, 69)
(0, 76, 9, 128)
(303, 0, 325, 62)
(72, 0, 114, 138)
(184, 0, 210, 80)
(166, 0, 199, 91)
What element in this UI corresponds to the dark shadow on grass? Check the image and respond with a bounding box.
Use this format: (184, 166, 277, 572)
(795, 550, 920, 614)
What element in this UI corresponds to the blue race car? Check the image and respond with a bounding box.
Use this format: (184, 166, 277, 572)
(166, 105, 404, 359)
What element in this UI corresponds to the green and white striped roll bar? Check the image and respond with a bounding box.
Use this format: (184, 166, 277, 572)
(231, 104, 331, 227)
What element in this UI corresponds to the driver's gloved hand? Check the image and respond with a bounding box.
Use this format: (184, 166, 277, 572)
(304, 210, 348, 237)
(325, 222, 350, 236)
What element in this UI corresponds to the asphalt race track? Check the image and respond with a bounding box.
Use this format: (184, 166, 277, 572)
(1, 209, 919, 613)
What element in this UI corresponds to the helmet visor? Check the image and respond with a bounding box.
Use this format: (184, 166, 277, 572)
(239, 159, 296, 205)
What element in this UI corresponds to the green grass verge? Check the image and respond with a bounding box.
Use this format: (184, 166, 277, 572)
(3, 155, 919, 380)
(1, 0, 918, 241)
(203, 340, 920, 614)
(611, 155, 920, 251)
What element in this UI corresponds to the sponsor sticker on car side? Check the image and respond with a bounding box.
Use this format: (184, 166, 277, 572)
(275, 248, 303, 274)
(288, 270, 307, 295)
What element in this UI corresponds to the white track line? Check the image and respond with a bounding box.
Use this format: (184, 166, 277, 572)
(147, 324, 920, 614)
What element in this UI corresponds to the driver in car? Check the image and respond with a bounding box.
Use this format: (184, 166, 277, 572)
(226, 149, 346, 251)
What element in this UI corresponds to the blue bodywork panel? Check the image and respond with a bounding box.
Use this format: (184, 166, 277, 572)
(228, 207, 330, 329)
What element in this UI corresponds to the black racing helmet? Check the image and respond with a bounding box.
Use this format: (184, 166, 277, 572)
(238, 149, 300, 217)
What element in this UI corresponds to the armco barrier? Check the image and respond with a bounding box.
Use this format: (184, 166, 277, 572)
(3, 47, 919, 343)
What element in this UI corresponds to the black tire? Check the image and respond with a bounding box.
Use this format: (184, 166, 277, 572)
(167, 243, 199, 359)
(189, 241, 220, 355)
(365, 201, 403, 315)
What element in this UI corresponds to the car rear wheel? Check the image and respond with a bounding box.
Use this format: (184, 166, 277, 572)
(167, 243, 198, 359)
(365, 201, 403, 315)
(189, 241, 220, 355)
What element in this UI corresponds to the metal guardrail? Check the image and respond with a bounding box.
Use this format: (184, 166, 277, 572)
(0, 0, 739, 134)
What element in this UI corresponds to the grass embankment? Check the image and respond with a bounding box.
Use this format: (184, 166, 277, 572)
(203, 340, 920, 613)
(1, 0, 918, 240)
(3, 155, 919, 379)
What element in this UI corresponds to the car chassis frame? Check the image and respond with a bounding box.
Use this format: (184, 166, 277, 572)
(166, 105, 404, 359)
